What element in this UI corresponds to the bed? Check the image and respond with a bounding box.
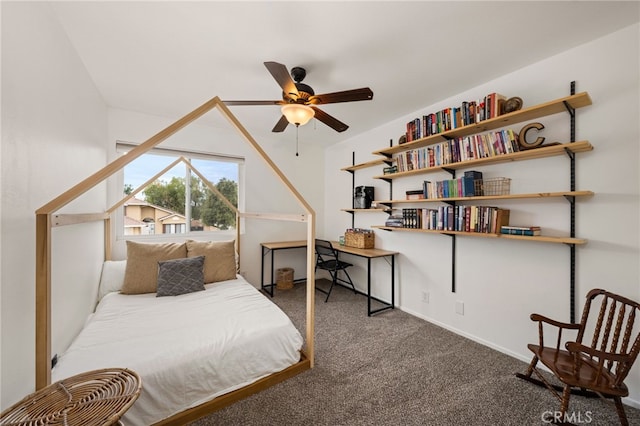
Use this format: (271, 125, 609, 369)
(34, 96, 316, 424)
(52, 258, 303, 425)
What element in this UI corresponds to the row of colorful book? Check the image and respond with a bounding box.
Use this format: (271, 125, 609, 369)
(395, 129, 519, 173)
(401, 206, 510, 233)
(404, 92, 507, 142)
(422, 171, 484, 199)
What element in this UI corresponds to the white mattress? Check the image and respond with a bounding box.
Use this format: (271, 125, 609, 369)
(52, 276, 303, 425)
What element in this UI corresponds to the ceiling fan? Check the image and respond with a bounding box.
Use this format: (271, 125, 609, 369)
(224, 61, 374, 133)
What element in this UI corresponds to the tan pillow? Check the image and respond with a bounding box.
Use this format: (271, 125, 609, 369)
(121, 241, 187, 294)
(186, 240, 237, 284)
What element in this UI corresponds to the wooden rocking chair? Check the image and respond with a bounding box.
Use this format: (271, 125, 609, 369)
(517, 289, 640, 425)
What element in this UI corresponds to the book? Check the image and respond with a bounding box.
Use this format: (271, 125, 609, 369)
(500, 225, 541, 236)
(501, 228, 541, 236)
(422, 180, 431, 199)
(492, 208, 511, 233)
(501, 225, 541, 231)
(406, 190, 424, 200)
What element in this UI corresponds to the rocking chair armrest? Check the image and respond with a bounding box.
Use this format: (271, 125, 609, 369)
(530, 313, 582, 330)
(565, 341, 630, 363)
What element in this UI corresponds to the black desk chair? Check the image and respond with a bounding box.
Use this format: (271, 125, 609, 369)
(314, 239, 356, 302)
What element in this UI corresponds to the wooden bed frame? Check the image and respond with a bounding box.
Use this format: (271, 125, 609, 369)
(34, 97, 315, 422)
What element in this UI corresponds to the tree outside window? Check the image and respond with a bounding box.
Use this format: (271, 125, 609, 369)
(119, 147, 241, 237)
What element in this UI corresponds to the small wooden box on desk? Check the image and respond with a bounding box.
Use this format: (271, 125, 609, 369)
(344, 230, 375, 249)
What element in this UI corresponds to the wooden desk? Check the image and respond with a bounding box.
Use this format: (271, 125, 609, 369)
(260, 240, 397, 316)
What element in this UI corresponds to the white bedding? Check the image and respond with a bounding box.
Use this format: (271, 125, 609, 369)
(52, 276, 303, 425)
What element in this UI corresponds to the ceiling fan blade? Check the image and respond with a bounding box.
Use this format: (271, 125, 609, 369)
(272, 115, 289, 132)
(311, 106, 349, 132)
(308, 87, 373, 105)
(223, 100, 283, 106)
(264, 61, 299, 100)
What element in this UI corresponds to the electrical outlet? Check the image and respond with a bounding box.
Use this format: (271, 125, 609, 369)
(421, 291, 429, 303)
(455, 300, 464, 315)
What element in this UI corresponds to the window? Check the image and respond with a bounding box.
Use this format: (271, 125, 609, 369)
(117, 143, 243, 238)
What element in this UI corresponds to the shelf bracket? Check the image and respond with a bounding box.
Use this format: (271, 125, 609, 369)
(563, 195, 576, 204)
(440, 233, 457, 293)
(564, 148, 576, 161)
(442, 167, 456, 178)
(450, 234, 456, 293)
(562, 100, 576, 118)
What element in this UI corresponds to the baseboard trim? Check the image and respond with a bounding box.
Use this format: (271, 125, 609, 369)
(399, 305, 640, 409)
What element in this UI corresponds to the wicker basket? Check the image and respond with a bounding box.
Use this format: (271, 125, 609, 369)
(475, 177, 511, 196)
(276, 267, 294, 290)
(344, 232, 375, 249)
(0, 368, 141, 426)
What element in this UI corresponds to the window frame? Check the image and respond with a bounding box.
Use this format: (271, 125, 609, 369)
(115, 142, 245, 241)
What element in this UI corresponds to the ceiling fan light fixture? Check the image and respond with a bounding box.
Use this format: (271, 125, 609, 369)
(281, 104, 315, 126)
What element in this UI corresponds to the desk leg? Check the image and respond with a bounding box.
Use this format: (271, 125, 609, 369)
(391, 254, 395, 309)
(261, 246, 264, 291)
(261, 246, 274, 297)
(367, 254, 395, 316)
(367, 258, 372, 316)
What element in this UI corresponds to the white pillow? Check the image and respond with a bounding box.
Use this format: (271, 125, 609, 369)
(98, 260, 127, 301)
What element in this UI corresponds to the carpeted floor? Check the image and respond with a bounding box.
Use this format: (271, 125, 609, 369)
(189, 280, 640, 426)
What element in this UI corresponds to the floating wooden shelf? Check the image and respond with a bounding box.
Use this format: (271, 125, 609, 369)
(372, 226, 586, 245)
(372, 92, 592, 157)
(341, 158, 389, 172)
(376, 190, 594, 205)
(373, 141, 592, 180)
(341, 208, 390, 213)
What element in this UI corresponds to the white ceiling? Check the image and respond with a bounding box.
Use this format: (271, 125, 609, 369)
(50, 1, 639, 148)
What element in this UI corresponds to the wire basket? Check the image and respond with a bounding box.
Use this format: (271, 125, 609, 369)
(480, 177, 511, 196)
(344, 231, 375, 249)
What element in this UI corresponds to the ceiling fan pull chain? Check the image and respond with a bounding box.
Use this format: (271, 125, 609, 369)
(295, 124, 300, 156)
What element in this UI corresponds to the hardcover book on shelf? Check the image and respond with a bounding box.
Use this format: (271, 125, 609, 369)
(385, 215, 404, 228)
(406, 190, 424, 200)
(492, 208, 511, 234)
(500, 225, 541, 236)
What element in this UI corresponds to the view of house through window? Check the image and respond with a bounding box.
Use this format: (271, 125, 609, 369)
(118, 144, 241, 237)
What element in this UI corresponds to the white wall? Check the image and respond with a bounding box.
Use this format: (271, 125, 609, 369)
(1, 2, 108, 408)
(325, 24, 640, 405)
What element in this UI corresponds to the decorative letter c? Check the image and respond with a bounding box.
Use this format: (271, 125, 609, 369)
(518, 122, 545, 150)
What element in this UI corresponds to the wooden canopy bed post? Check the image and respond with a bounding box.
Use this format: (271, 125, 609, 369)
(34, 96, 315, 415)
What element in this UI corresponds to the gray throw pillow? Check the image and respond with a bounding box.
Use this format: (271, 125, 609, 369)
(156, 256, 205, 297)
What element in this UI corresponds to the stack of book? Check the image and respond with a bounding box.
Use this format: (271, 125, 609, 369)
(500, 225, 541, 236)
(405, 190, 425, 200)
(384, 215, 404, 228)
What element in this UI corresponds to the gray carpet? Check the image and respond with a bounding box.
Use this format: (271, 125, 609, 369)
(190, 280, 640, 426)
